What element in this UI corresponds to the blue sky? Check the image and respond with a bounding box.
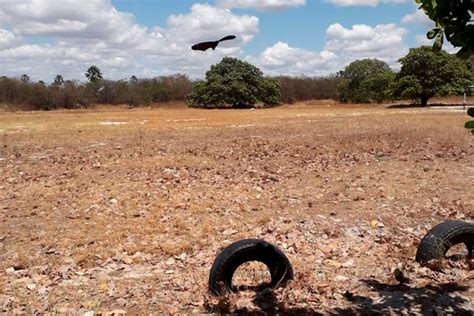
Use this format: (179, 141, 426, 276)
(112, 0, 419, 52)
(0, 0, 443, 82)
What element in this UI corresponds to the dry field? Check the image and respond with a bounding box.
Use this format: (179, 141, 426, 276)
(0, 101, 473, 314)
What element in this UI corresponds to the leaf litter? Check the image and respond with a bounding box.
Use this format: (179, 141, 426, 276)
(0, 105, 472, 314)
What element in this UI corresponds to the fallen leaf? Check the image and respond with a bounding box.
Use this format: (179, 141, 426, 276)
(122, 256, 133, 265)
(26, 283, 36, 291)
(370, 219, 378, 229)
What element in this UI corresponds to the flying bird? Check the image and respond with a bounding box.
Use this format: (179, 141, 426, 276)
(191, 35, 236, 51)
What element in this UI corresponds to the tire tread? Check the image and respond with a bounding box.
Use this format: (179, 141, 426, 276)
(416, 220, 474, 263)
(208, 239, 293, 295)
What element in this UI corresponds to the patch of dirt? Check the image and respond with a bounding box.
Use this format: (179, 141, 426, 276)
(0, 103, 472, 314)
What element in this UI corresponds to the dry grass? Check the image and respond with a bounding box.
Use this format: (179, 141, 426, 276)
(0, 101, 473, 313)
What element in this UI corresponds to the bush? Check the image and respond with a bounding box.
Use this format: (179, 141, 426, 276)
(0, 73, 193, 110)
(276, 76, 338, 104)
(0, 77, 89, 110)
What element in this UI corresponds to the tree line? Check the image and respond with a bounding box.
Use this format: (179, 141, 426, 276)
(0, 70, 193, 111)
(337, 47, 472, 106)
(0, 69, 338, 111)
(1, 46, 472, 111)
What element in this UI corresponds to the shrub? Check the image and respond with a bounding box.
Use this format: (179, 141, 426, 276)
(276, 76, 338, 104)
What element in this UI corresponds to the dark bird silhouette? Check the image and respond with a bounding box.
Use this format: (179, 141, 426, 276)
(191, 35, 236, 51)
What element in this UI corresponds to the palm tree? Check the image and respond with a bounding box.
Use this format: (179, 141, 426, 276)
(129, 75, 138, 84)
(20, 74, 30, 83)
(85, 66, 103, 82)
(54, 74, 64, 85)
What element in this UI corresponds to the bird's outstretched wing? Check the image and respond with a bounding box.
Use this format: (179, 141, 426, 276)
(191, 35, 236, 51)
(218, 35, 236, 42)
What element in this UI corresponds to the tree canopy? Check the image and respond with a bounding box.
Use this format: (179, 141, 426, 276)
(187, 57, 280, 108)
(336, 59, 394, 103)
(392, 46, 471, 106)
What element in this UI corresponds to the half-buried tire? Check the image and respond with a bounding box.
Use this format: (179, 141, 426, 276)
(415, 220, 474, 264)
(209, 239, 294, 296)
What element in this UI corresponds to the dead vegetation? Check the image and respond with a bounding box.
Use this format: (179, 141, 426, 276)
(0, 102, 472, 313)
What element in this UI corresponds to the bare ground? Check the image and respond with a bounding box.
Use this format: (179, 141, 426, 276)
(0, 102, 473, 314)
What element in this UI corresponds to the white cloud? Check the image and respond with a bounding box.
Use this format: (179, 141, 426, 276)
(135, 3, 259, 76)
(0, 29, 19, 50)
(0, 2, 259, 80)
(325, 23, 408, 68)
(166, 4, 258, 46)
(0, 0, 145, 42)
(251, 22, 408, 76)
(401, 9, 434, 27)
(217, 0, 306, 10)
(0, 43, 133, 81)
(0, 1, 415, 81)
(327, 0, 406, 7)
(249, 41, 339, 76)
(326, 23, 407, 52)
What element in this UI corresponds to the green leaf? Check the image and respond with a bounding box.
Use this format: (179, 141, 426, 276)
(433, 31, 444, 51)
(465, 120, 474, 129)
(468, 108, 474, 117)
(427, 28, 440, 39)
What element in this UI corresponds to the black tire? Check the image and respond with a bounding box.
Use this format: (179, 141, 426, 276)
(415, 220, 474, 264)
(208, 239, 294, 296)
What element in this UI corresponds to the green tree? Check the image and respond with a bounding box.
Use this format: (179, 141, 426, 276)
(53, 74, 64, 85)
(85, 65, 103, 82)
(337, 59, 394, 103)
(392, 46, 471, 106)
(187, 57, 280, 108)
(416, 0, 473, 57)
